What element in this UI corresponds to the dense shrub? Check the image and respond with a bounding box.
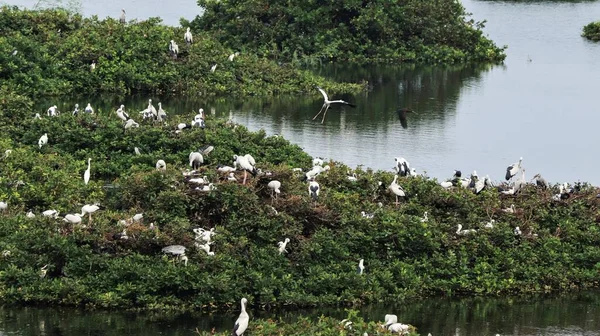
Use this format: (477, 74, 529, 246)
(0, 7, 362, 97)
(583, 21, 600, 41)
(193, 0, 507, 65)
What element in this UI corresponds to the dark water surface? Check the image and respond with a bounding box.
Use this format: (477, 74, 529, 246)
(2, 291, 600, 335)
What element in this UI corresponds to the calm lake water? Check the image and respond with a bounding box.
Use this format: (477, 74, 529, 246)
(2, 291, 600, 336)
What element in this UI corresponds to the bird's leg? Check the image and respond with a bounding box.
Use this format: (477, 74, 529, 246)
(242, 171, 247, 185)
(312, 104, 326, 120)
(321, 105, 330, 124)
(89, 213, 92, 225)
(395, 195, 399, 205)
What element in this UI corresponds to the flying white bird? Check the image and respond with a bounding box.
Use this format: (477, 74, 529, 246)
(312, 86, 356, 124)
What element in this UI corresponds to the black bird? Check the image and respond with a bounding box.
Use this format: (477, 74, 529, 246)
(396, 107, 413, 129)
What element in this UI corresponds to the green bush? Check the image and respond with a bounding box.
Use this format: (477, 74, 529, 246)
(583, 21, 600, 41)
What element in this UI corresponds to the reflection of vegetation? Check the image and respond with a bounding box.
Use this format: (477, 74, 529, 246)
(194, 0, 507, 65)
(583, 21, 600, 41)
(0, 7, 361, 97)
(3, 87, 600, 315)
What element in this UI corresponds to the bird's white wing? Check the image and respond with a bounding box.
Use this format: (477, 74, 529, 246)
(317, 87, 328, 101)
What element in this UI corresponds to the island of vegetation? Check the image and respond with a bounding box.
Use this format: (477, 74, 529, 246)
(582, 21, 600, 41)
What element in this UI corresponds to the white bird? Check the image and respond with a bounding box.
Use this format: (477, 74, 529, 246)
(232, 298, 249, 336)
(532, 173, 549, 189)
(38, 133, 48, 149)
(233, 154, 257, 184)
(217, 165, 236, 173)
(90, 61, 96, 71)
(116, 105, 129, 121)
(134, 147, 141, 155)
(189, 152, 204, 170)
(132, 213, 143, 222)
(347, 173, 358, 182)
(420, 212, 428, 223)
(145, 99, 157, 117)
(210, 64, 217, 73)
(42, 209, 59, 218)
(382, 314, 398, 327)
(83, 158, 91, 185)
(156, 102, 167, 122)
(227, 172, 237, 182)
(196, 242, 214, 256)
(199, 183, 216, 192)
(505, 157, 523, 181)
(72, 103, 79, 116)
(189, 176, 209, 184)
(34, 113, 42, 120)
(512, 169, 527, 195)
(124, 119, 139, 129)
(394, 157, 410, 176)
(26, 210, 35, 218)
(278, 238, 290, 254)
(156, 160, 166, 171)
(184, 27, 193, 44)
(357, 259, 365, 275)
(63, 213, 83, 225)
(119, 8, 126, 23)
(514, 226, 522, 236)
(361, 211, 374, 219)
(484, 219, 495, 229)
(81, 204, 101, 224)
(0, 201, 7, 212)
(308, 181, 320, 200)
(312, 86, 356, 124)
(312, 158, 324, 166)
(177, 123, 191, 131)
(228, 52, 239, 61)
(502, 204, 516, 214)
(456, 224, 476, 235)
(47, 105, 58, 117)
(40, 265, 48, 279)
(388, 323, 411, 334)
(169, 40, 179, 59)
(267, 180, 281, 198)
(195, 108, 205, 121)
(84, 103, 94, 114)
(389, 175, 406, 205)
(180, 255, 188, 266)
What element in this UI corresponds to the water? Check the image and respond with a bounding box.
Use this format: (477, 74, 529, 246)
(2, 291, 600, 335)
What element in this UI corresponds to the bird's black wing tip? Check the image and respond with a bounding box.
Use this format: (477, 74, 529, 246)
(347, 103, 357, 108)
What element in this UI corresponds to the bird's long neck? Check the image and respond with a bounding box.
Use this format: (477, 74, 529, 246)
(241, 301, 246, 313)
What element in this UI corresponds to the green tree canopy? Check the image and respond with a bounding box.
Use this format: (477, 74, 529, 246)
(193, 0, 506, 64)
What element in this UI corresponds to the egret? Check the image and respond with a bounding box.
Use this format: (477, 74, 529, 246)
(267, 180, 281, 198)
(124, 119, 139, 129)
(189, 152, 204, 170)
(233, 154, 257, 184)
(420, 212, 428, 223)
(382, 314, 398, 327)
(184, 27, 193, 44)
(358, 259, 365, 275)
(232, 298, 249, 336)
(169, 40, 179, 59)
(63, 213, 83, 225)
(90, 60, 96, 71)
(157, 103, 167, 122)
(210, 64, 217, 73)
(312, 86, 356, 124)
(72, 103, 79, 116)
(0, 201, 6, 212)
(85, 103, 94, 114)
(156, 160, 166, 171)
(308, 181, 320, 200)
(278, 238, 290, 254)
(47, 105, 58, 117)
(119, 8, 126, 24)
(83, 158, 91, 185)
(38, 133, 48, 149)
(456, 224, 476, 235)
(42, 209, 59, 218)
(116, 105, 130, 121)
(532, 173, 549, 189)
(134, 147, 141, 155)
(389, 175, 406, 205)
(394, 157, 410, 176)
(505, 157, 523, 181)
(81, 204, 101, 224)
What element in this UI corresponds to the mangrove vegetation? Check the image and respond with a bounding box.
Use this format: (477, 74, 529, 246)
(583, 21, 600, 41)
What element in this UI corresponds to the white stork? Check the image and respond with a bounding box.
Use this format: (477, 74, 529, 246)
(312, 86, 356, 124)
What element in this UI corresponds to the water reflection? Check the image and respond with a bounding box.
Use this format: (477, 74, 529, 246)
(2, 291, 600, 335)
